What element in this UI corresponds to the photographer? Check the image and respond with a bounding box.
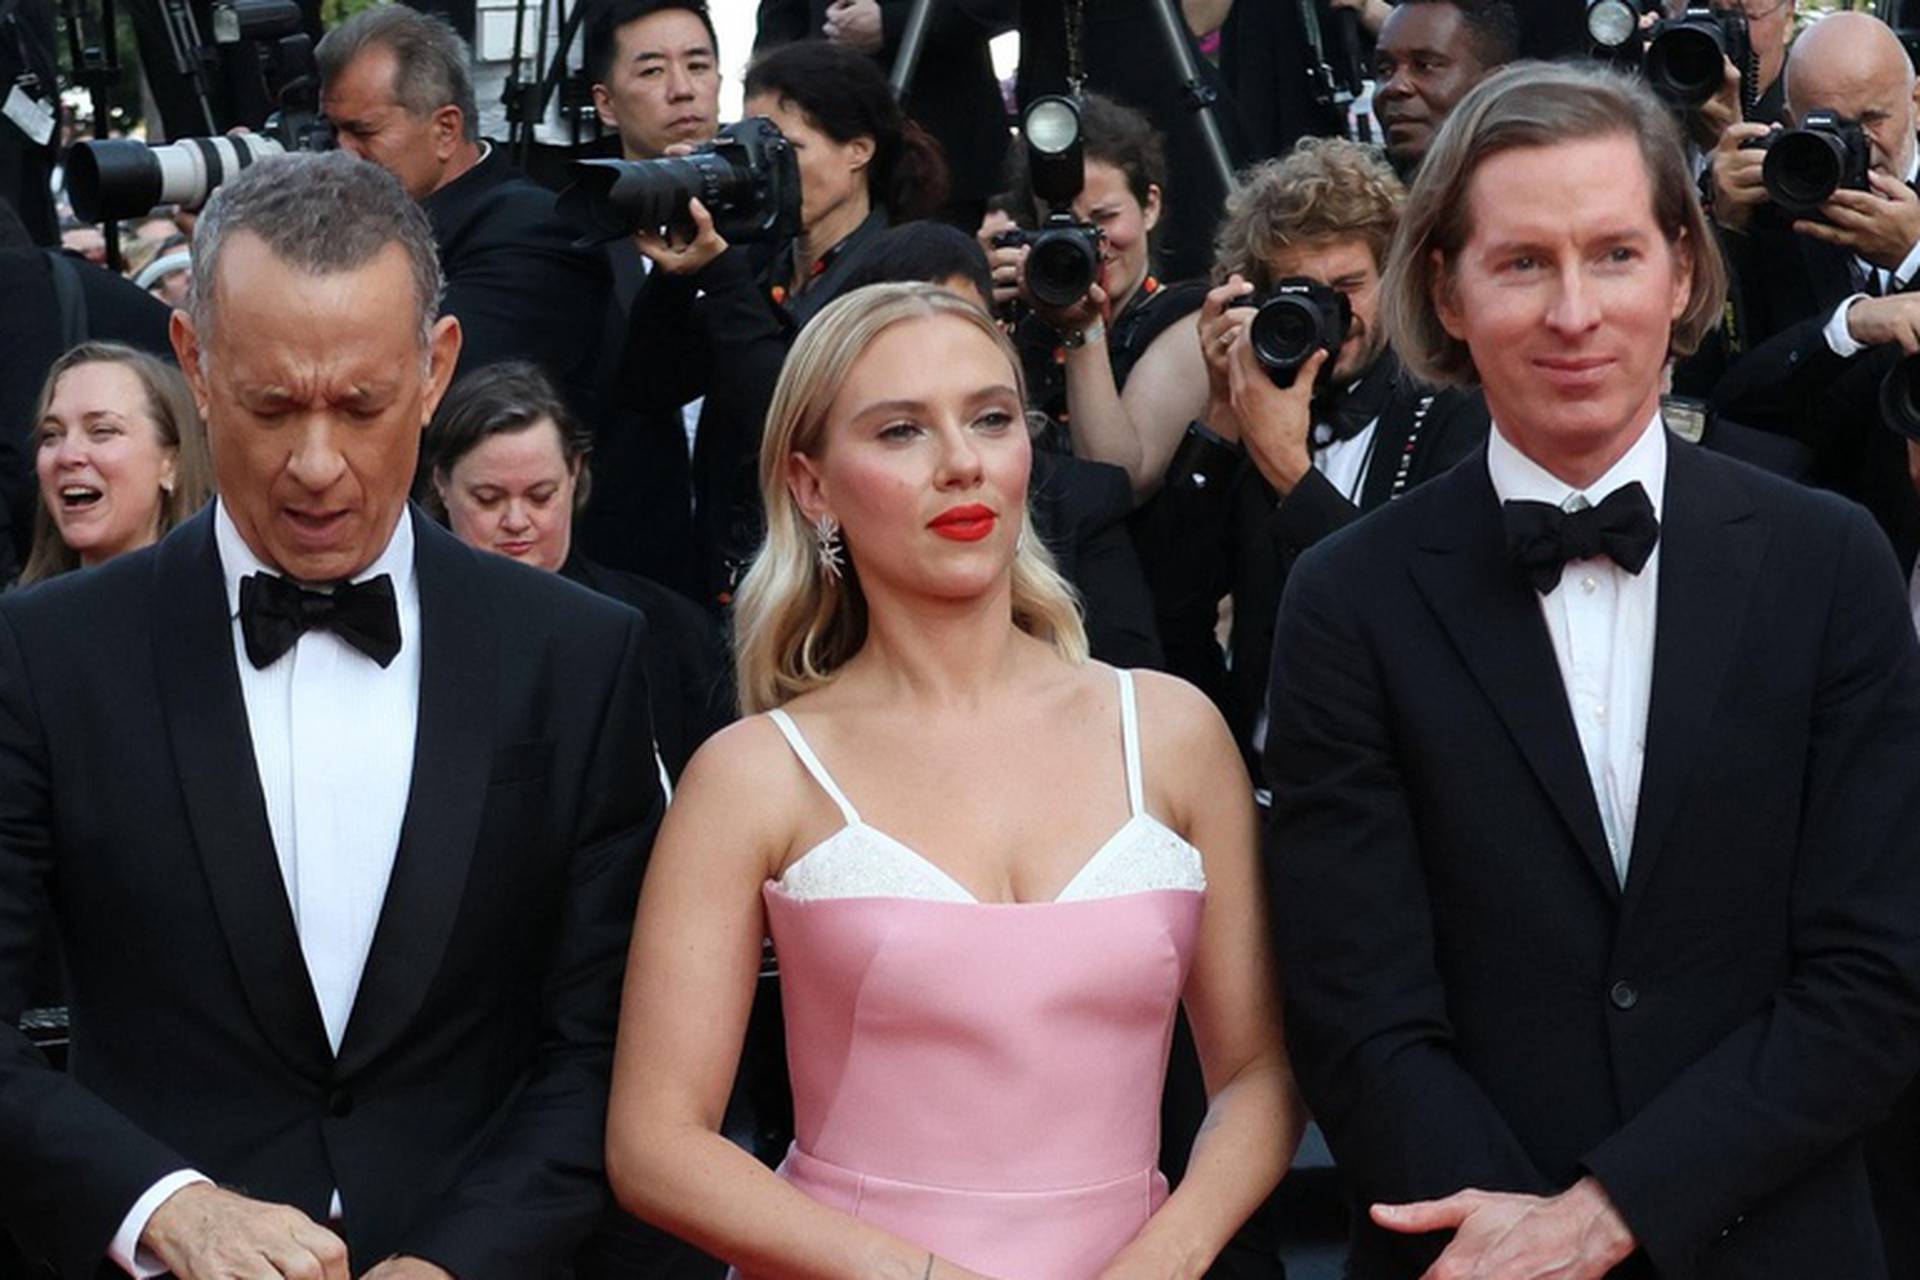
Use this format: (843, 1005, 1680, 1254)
(1140, 138, 1487, 767)
(992, 93, 1211, 499)
(317, 4, 613, 422)
(1710, 11, 1920, 342)
(577, 0, 725, 598)
(610, 38, 951, 605)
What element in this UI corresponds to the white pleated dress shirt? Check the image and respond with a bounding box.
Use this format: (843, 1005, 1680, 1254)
(110, 502, 422, 1276)
(1486, 414, 1665, 887)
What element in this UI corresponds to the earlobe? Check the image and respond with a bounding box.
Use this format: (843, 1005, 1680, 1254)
(1142, 184, 1163, 235)
(591, 85, 616, 130)
(1429, 251, 1465, 341)
(169, 310, 212, 418)
(786, 451, 828, 523)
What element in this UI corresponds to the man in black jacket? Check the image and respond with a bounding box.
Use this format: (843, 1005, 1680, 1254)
(1141, 139, 1486, 771)
(1270, 62, 1920, 1279)
(0, 152, 661, 1280)
(318, 4, 612, 422)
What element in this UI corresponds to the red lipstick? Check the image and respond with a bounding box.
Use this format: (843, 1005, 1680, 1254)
(929, 503, 996, 542)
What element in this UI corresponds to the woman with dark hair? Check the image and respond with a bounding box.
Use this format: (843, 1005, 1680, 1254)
(987, 93, 1214, 498)
(427, 361, 729, 780)
(740, 38, 951, 326)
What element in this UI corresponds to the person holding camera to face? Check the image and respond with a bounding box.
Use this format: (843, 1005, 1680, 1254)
(1705, 14, 1920, 569)
(1138, 139, 1488, 770)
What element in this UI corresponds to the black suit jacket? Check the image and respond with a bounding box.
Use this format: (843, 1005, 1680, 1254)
(1143, 370, 1487, 767)
(0, 508, 663, 1279)
(423, 145, 614, 422)
(1266, 437, 1920, 1278)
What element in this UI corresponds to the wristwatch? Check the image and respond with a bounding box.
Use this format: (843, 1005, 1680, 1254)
(1059, 320, 1106, 350)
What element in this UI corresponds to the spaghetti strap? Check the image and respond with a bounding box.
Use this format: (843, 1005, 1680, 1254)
(767, 709, 862, 826)
(1115, 668, 1144, 817)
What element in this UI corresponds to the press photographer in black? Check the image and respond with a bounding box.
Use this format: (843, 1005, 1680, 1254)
(317, 3, 613, 421)
(987, 93, 1210, 500)
(1140, 138, 1487, 769)
(607, 37, 949, 605)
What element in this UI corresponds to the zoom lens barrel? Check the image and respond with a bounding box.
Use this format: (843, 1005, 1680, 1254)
(1645, 22, 1729, 107)
(67, 134, 288, 224)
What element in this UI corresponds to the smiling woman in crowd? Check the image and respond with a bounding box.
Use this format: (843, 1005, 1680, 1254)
(19, 342, 212, 586)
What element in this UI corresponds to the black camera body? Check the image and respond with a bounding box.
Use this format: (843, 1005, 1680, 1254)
(992, 216, 1105, 310)
(1748, 112, 1873, 219)
(559, 116, 801, 245)
(1645, 6, 1755, 111)
(1249, 277, 1351, 390)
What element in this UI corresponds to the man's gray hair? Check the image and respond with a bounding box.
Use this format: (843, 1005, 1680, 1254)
(317, 3, 480, 143)
(188, 151, 444, 352)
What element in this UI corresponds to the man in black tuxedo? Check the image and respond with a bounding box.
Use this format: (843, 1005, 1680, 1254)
(0, 152, 662, 1279)
(1268, 62, 1920, 1278)
(317, 4, 613, 423)
(1141, 139, 1487, 771)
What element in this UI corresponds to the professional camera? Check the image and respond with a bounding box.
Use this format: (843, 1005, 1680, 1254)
(999, 96, 1104, 310)
(67, 0, 330, 224)
(1586, 1, 1757, 112)
(558, 116, 800, 245)
(1248, 278, 1350, 390)
(1748, 112, 1872, 218)
(1881, 351, 1920, 443)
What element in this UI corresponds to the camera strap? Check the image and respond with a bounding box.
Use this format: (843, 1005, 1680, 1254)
(1385, 393, 1437, 501)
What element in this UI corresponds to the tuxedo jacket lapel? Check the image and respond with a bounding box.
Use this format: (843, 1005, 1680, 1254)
(1623, 442, 1765, 909)
(154, 509, 333, 1080)
(335, 513, 495, 1078)
(1409, 456, 1622, 903)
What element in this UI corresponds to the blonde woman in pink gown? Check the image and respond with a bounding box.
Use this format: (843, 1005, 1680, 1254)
(608, 282, 1303, 1280)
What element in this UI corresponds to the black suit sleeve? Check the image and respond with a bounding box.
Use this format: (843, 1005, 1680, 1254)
(1583, 503, 1920, 1275)
(1265, 550, 1555, 1218)
(0, 608, 191, 1280)
(753, 0, 810, 48)
(400, 611, 665, 1280)
(1709, 311, 1850, 439)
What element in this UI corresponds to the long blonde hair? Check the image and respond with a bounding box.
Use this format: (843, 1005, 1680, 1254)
(733, 283, 1088, 714)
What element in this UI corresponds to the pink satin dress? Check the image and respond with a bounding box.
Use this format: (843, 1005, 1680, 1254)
(751, 668, 1207, 1280)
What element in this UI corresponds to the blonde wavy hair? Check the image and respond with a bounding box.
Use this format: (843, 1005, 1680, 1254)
(733, 283, 1088, 714)
(1212, 137, 1406, 289)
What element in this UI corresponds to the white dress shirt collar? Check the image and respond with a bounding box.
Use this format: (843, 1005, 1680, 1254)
(1486, 409, 1668, 521)
(214, 499, 417, 627)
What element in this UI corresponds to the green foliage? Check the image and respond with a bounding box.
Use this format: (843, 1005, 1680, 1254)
(322, 0, 387, 28)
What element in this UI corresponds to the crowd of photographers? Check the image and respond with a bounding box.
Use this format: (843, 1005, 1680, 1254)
(11, 0, 1920, 1272)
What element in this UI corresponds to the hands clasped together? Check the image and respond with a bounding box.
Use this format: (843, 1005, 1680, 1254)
(143, 1183, 452, 1280)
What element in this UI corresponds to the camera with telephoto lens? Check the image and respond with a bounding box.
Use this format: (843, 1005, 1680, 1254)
(1585, 1, 1756, 112)
(558, 116, 800, 245)
(1743, 112, 1873, 219)
(996, 96, 1105, 310)
(1249, 277, 1350, 390)
(66, 0, 332, 224)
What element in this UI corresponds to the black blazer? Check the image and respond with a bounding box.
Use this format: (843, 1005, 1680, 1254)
(1029, 451, 1163, 670)
(422, 145, 614, 422)
(0, 508, 663, 1279)
(1142, 370, 1487, 767)
(1266, 438, 1920, 1278)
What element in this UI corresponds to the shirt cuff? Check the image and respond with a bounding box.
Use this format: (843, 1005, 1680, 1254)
(110, 1169, 213, 1277)
(1824, 293, 1870, 358)
(1894, 236, 1920, 291)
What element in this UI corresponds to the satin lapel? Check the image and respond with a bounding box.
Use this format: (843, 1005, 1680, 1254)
(335, 514, 495, 1077)
(1408, 458, 1622, 903)
(1622, 443, 1763, 908)
(154, 509, 333, 1080)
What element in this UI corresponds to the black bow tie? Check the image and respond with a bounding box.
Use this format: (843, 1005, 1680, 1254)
(239, 571, 402, 669)
(1503, 482, 1660, 595)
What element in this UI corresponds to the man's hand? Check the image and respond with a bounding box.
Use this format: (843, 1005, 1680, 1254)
(1371, 1176, 1636, 1280)
(1797, 169, 1920, 271)
(1689, 56, 1745, 151)
(361, 1257, 455, 1280)
(1226, 327, 1322, 497)
(142, 1183, 350, 1280)
(634, 195, 729, 277)
(1197, 274, 1257, 439)
(1844, 293, 1920, 353)
(1709, 121, 1775, 232)
(1329, 0, 1391, 36)
(822, 0, 884, 53)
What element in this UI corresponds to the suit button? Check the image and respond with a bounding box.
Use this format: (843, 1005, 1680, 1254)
(1609, 981, 1639, 1011)
(327, 1089, 354, 1118)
